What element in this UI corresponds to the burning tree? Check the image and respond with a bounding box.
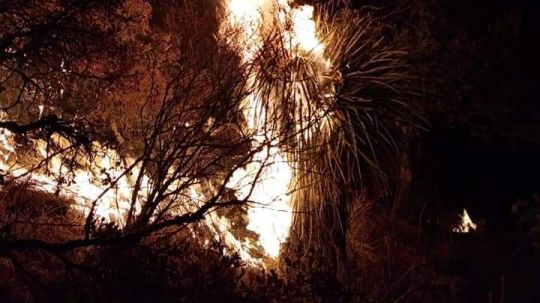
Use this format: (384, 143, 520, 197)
(0, 0, 422, 299)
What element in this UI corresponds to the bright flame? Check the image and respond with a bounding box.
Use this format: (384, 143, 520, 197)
(0, 130, 146, 224)
(453, 209, 478, 233)
(223, 0, 331, 259)
(289, 6, 324, 54)
(0, 0, 333, 264)
(227, 140, 293, 258)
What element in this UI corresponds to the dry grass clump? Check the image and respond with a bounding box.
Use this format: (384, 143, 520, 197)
(0, 180, 84, 242)
(0, 183, 243, 302)
(0, 181, 85, 302)
(277, 2, 425, 271)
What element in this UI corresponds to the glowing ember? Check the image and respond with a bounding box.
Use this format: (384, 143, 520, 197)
(453, 209, 478, 233)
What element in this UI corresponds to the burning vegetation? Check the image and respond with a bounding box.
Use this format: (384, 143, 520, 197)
(1, 0, 539, 302)
(0, 0, 417, 263)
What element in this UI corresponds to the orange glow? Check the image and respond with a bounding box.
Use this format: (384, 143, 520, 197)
(0, 0, 334, 265)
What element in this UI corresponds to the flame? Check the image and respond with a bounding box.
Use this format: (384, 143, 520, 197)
(227, 140, 293, 258)
(0, 0, 332, 264)
(288, 6, 324, 55)
(223, 0, 331, 259)
(0, 130, 146, 224)
(453, 209, 478, 233)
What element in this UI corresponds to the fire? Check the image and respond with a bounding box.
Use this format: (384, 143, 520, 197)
(453, 209, 478, 233)
(227, 141, 293, 258)
(0, 130, 146, 224)
(223, 0, 332, 259)
(288, 6, 324, 55)
(0, 0, 332, 264)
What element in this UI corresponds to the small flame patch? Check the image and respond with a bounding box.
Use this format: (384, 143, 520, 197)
(453, 209, 478, 233)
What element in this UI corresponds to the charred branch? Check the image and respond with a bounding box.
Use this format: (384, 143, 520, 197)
(0, 115, 92, 148)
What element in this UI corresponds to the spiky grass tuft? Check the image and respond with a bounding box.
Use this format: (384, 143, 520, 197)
(247, 2, 425, 265)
